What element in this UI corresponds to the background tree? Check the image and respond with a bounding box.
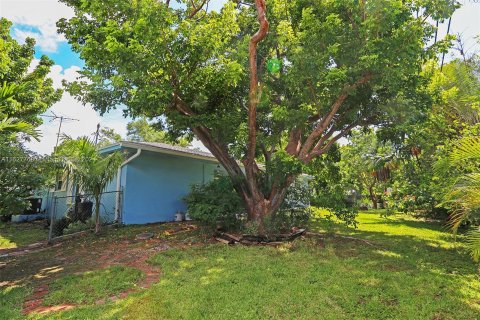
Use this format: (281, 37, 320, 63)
(0, 141, 52, 217)
(378, 57, 480, 217)
(340, 130, 394, 210)
(126, 118, 189, 146)
(56, 136, 123, 233)
(97, 126, 122, 147)
(0, 18, 62, 217)
(0, 18, 62, 135)
(58, 0, 456, 233)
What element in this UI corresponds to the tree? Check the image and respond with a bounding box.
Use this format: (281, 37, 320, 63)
(378, 57, 480, 216)
(126, 118, 189, 146)
(0, 141, 52, 216)
(58, 0, 456, 233)
(340, 130, 394, 209)
(0, 18, 62, 217)
(97, 126, 122, 147)
(0, 18, 62, 136)
(56, 136, 123, 233)
(0, 83, 38, 138)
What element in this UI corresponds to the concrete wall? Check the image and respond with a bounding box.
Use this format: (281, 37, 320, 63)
(121, 150, 219, 224)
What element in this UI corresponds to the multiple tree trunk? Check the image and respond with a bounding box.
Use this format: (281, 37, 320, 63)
(172, 0, 372, 233)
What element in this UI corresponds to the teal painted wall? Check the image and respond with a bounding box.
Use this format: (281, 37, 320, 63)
(121, 151, 219, 224)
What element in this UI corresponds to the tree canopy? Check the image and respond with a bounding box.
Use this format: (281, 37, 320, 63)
(0, 18, 62, 216)
(57, 0, 457, 232)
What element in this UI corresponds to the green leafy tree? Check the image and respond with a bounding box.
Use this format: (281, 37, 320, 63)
(126, 118, 189, 146)
(0, 18, 62, 137)
(0, 18, 62, 217)
(97, 126, 122, 147)
(58, 0, 455, 233)
(56, 137, 123, 233)
(340, 130, 394, 210)
(0, 82, 38, 138)
(379, 57, 480, 217)
(0, 141, 53, 216)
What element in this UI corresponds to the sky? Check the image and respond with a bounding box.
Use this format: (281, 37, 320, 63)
(0, 0, 479, 155)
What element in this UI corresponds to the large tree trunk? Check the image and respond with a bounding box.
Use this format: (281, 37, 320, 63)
(172, 0, 371, 234)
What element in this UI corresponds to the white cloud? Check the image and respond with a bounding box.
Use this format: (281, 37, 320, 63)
(25, 63, 130, 155)
(0, 0, 74, 52)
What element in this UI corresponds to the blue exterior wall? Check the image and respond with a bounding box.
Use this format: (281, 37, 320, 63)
(121, 150, 219, 224)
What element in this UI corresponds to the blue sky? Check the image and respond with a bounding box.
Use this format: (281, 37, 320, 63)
(0, 0, 479, 154)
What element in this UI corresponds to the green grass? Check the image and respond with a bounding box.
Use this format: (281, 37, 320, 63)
(0, 285, 30, 320)
(43, 265, 144, 305)
(0, 221, 48, 249)
(27, 211, 479, 320)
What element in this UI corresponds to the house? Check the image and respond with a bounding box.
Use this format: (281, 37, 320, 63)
(99, 141, 222, 224)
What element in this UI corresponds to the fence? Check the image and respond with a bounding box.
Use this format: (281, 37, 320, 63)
(47, 191, 122, 241)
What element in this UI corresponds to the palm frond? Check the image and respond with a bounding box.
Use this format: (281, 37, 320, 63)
(449, 136, 480, 163)
(466, 227, 480, 262)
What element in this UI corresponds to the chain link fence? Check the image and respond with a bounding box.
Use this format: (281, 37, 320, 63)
(47, 191, 122, 241)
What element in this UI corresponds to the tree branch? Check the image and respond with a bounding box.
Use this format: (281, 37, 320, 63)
(188, 0, 208, 19)
(299, 73, 372, 160)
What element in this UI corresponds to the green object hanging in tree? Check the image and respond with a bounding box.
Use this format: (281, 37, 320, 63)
(267, 58, 281, 73)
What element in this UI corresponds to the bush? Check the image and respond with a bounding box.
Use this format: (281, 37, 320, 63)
(263, 180, 312, 234)
(63, 218, 95, 235)
(51, 217, 70, 237)
(67, 198, 93, 223)
(184, 176, 244, 230)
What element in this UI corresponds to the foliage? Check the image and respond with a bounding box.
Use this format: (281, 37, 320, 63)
(0, 17, 61, 218)
(340, 129, 395, 210)
(97, 127, 122, 147)
(0, 141, 53, 216)
(262, 179, 312, 234)
(57, 0, 456, 230)
(378, 58, 480, 218)
(55, 136, 124, 232)
(0, 18, 62, 139)
(0, 83, 38, 138)
(126, 118, 189, 146)
(184, 175, 244, 230)
(439, 136, 480, 261)
(305, 144, 359, 226)
(63, 218, 96, 235)
(50, 216, 70, 237)
(44, 265, 143, 305)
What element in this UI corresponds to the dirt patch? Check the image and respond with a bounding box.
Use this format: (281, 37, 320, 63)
(0, 222, 208, 316)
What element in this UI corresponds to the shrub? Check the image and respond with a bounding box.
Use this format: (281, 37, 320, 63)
(263, 180, 312, 234)
(63, 218, 96, 235)
(184, 176, 244, 230)
(67, 198, 93, 223)
(51, 217, 70, 237)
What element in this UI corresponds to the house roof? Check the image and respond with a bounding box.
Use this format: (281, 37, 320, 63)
(100, 141, 217, 162)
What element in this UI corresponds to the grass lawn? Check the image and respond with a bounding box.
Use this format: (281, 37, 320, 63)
(0, 221, 48, 249)
(44, 265, 144, 305)
(1, 211, 479, 319)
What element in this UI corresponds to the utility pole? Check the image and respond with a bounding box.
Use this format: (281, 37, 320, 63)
(94, 123, 100, 145)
